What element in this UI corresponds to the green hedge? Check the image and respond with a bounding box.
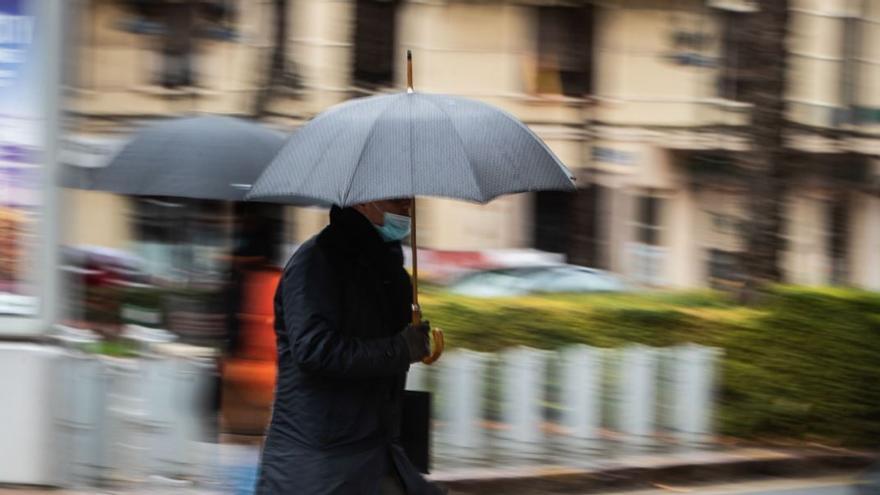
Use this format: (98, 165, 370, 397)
(420, 287, 880, 446)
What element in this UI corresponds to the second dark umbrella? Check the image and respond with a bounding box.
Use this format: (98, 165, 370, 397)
(64, 115, 286, 201)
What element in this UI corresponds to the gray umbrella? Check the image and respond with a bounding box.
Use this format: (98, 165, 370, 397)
(65, 115, 285, 201)
(247, 52, 577, 364)
(246, 95, 575, 206)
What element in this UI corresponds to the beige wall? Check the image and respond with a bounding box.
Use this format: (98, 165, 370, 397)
(593, 0, 729, 127)
(663, 187, 702, 287)
(784, 191, 832, 285)
(417, 193, 533, 251)
(788, 0, 880, 131)
(68, 1, 268, 117)
(592, 184, 627, 274)
(290, 206, 330, 242)
(849, 190, 880, 290)
(398, 2, 530, 96)
(288, 0, 354, 112)
(62, 191, 133, 249)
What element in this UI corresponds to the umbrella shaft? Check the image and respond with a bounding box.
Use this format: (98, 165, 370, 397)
(410, 196, 420, 325)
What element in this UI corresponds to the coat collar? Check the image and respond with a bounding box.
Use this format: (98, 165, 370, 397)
(320, 205, 403, 264)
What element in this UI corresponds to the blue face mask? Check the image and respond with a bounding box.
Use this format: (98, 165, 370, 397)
(374, 211, 412, 242)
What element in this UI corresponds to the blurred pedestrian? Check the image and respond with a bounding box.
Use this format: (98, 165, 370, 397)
(214, 203, 283, 437)
(224, 203, 282, 356)
(255, 201, 444, 495)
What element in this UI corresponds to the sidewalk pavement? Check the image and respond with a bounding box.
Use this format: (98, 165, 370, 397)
(0, 446, 875, 494)
(432, 446, 877, 494)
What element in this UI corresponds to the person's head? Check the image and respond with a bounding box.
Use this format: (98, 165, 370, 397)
(353, 199, 413, 242)
(353, 199, 412, 225)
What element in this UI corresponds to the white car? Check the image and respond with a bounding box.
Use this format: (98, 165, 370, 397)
(446, 264, 626, 297)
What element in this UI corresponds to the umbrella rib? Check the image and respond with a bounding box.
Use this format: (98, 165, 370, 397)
(423, 97, 485, 201)
(493, 103, 575, 185)
(340, 98, 399, 206)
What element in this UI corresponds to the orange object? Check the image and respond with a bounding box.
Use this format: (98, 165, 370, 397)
(241, 268, 282, 316)
(223, 358, 277, 404)
(221, 268, 282, 434)
(238, 313, 277, 361)
(222, 357, 277, 434)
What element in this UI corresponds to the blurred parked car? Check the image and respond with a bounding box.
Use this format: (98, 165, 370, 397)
(446, 264, 626, 297)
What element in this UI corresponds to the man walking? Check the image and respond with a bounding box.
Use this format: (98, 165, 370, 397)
(255, 200, 445, 495)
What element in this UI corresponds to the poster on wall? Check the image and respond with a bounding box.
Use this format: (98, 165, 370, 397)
(0, 0, 43, 316)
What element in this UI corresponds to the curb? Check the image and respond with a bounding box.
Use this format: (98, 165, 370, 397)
(432, 449, 878, 494)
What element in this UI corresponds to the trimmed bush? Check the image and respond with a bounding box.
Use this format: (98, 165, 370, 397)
(420, 287, 880, 446)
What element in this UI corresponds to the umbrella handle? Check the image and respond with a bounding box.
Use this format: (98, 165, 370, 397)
(412, 304, 444, 365)
(422, 328, 445, 365)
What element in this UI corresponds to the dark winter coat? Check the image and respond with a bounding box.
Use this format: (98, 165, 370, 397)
(255, 206, 443, 495)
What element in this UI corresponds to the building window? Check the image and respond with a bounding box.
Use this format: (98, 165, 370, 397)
(533, 186, 605, 268)
(535, 5, 593, 97)
(118, 0, 239, 89)
(707, 248, 741, 289)
(709, 211, 742, 236)
(717, 10, 749, 100)
(828, 197, 849, 285)
(534, 191, 571, 255)
(837, 13, 861, 125)
(353, 0, 398, 90)
(627, 194, 665, 286)
(635, 195, 662, 246)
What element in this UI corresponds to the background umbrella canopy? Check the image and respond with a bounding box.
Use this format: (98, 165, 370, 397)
(246, 92, 576, 206)
(65, 115, 286, 201)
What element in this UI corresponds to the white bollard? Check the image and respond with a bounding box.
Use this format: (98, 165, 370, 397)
(616, 345, 657, 448)
(51, 327, 106, 487)
(672, 344, 720, 447)
(501, 347, 548, 445)
(149, 343, 218, 482)
(439, 350, 486, 451)
(106, 326, 178, 484)
(147, 353, 188, 479)
(560, 345, 602, 443)
(103, 356, 149, 483)
(59, 354, 107, 486)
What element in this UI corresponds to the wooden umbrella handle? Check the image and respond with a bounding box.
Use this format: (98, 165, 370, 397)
(422, 328, 445, 365)
(412, 304, 445, 365)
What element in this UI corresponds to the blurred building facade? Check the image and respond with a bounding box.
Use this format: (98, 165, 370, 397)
(61, 0, 880, 289)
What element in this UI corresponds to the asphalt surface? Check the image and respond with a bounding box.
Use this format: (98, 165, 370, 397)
(603, 476, 869, 495)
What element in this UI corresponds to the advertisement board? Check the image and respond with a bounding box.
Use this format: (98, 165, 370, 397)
(0, 0, 61, 333)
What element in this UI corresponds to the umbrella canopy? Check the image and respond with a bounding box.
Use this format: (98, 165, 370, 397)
(247, 52, 577, 365)
(246, 92, 576, 205)
(65, 115, 285, 201)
